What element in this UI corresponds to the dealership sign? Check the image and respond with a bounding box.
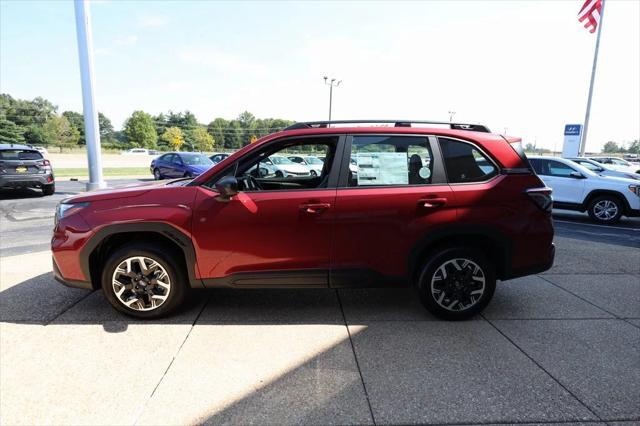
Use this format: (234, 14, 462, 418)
(562, 124, 582, 157)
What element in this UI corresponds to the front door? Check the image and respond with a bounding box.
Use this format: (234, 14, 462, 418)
(192, 135, 344, 287)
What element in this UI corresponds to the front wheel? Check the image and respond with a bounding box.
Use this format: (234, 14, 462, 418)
(310, 169, 317, 177)
(101, 244, 187, 319)
(417, 247, 496, 320)
(587, 195, 623, 224)
(153, 169, 162, 180)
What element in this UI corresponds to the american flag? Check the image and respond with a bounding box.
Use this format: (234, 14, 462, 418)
(578, 0, 603, 33)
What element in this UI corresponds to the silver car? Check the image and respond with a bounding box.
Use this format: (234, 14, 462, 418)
(568, 157, 640, 181)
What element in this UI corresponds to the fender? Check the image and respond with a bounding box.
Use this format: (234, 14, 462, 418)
(79, 222, 202, 289)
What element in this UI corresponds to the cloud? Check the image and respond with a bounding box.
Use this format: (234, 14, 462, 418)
(137, 15, 167, 28)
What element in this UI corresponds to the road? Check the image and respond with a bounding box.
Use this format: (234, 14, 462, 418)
(1, 179, 639, 425)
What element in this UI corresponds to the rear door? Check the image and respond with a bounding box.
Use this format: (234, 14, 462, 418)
(539, 159, 586, 204)
(331, 134, 455, 285)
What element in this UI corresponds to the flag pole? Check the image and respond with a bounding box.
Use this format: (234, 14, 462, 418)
(579, 0, 606, 157)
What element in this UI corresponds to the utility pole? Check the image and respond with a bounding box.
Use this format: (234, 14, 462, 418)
(74, 0, 106, 190)
(323, 76, 341, 121)
(579, 0, 606, 156)
(448, 111, 456, 123)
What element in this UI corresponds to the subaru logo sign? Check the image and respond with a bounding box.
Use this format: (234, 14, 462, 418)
(564, 124, 582, 136)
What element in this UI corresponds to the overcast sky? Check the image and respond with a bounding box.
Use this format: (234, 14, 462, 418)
(1, 0, 638, 151)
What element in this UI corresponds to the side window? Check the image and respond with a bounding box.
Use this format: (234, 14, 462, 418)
(529, 158, 544, 175)
(234, 137, 338, 191)
(172, 155, 182, 164)
(547, 160, 576, 177)
(162, 154, 173, 163)
(439, 138, 497, 183)
(347, 136, 433, 187)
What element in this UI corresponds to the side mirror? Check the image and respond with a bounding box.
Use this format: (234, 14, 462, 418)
(570, 171, 585, 179)
(214, 176, 238, 201)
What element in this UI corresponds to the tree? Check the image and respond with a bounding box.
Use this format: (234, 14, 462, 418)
(249, 135, 258, 144)
(225, 120, 243, 149)
(207, 118, 228, 148)
(191, 127, 214, 152)
(626, 140, 639, 155)
(602, 141, 620, 153)
(98, 112, 115, 142)
(63, 111, 85, 144)
(161, 127, 184, 151)
(0, 118, 25, 144)
(524, 143, 536, 152)
(42, 115, 80, 148)
(124, 111, 157, 148)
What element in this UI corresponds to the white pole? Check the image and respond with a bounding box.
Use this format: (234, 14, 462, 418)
(74, 0, 106, 190)
(579, 0, 606, 157)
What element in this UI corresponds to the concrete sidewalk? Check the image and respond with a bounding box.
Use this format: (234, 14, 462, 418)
(0, 245, 638, 425)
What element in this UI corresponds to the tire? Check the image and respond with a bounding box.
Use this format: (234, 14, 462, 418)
(310, 170, 317, 177)
(275, 170, 284, 178)
(101, 243, 187, 319)
(42, 183, 55, 196)
(184, 172, 193, 178)
(153, 169, 162, 180)
(587, 195, 623, 224)
(416, 247, 496, 320)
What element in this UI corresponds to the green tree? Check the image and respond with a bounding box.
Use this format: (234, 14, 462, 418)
(98, 112, 115, 143)
(225, 120, 243, 149)
(602, 141, 620, 153)
(63, 111, 85, 144)
(161, 127, 184, 151)
(42, 115, 80, 148)
(191, 127, 214, 152)
(0, 118, 25, 144)
(124, 111, 157, 148)
(207, 117, 228, 148)
(625, 140, 639, 155)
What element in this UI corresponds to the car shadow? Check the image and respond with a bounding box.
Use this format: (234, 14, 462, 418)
(0, 188, 47, 199)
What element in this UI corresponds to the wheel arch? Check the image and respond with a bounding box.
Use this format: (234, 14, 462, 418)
(408, 225, 511, 284)
(80, 222, 202, 290)
(583, 189, 631, 214)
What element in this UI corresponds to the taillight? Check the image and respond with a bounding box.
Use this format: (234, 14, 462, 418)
(39, 159, 51, 167)
(526, 187, 553, 213)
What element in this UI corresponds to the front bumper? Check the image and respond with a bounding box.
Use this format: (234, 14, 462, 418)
(53, 256, 93, 290)
(0, 173, 53, 188)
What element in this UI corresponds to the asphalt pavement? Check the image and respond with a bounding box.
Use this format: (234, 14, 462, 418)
(0, 179, 638, 425)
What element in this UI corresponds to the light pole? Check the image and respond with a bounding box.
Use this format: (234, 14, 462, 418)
(448, 111, 456, 123)
(324, 76, 341, 121)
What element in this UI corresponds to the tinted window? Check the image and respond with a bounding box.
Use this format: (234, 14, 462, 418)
(347, 136, 433, 187)
(547, 160, 576, 177)
(529, 158, 543, 174)
(439, 138, 497, 183)
(180, 153, 213, 166)
(0, 149, 43, 160)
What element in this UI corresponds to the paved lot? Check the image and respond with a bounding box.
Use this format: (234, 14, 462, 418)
(1, 180, 639, 425)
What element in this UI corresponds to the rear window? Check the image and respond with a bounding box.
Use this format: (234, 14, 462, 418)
(0, 149, 43, 160)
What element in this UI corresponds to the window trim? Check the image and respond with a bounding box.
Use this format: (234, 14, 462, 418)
(437, 136, 501, 185)
(336, 133, 447, 190)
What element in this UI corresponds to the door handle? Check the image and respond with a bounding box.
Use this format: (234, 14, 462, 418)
(417, 197, 447, 208)
(300, 203, 331, 214)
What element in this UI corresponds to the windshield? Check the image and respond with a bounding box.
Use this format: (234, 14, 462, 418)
(270, 156, 294, 165)
(306, 157, 323, 164)
(578, 161, 601, 171)
(181, 153, 213, 166)
(611, 158, 630, 166)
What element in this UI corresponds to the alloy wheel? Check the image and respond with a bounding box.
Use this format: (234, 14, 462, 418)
(430, 258, 485, 312)
(593, 199, 619, 221)
(111, 256, 171, 311)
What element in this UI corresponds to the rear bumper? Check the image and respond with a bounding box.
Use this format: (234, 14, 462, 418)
(503, 243, 555, 280)
(0, 174, 53, 188)
(53, 256, 93, 290)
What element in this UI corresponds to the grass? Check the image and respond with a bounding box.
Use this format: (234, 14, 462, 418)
(55, 167, 150, 177)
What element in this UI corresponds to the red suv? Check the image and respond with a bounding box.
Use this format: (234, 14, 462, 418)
(52, 120, 554, 320)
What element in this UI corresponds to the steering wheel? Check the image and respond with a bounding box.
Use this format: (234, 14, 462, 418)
(244, 174, 262, 191)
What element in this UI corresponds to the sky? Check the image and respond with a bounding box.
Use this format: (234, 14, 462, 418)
(1, 0, 639, 152)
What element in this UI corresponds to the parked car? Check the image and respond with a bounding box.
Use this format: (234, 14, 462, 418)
(529, 156, 640, 223)
(150, 152, 213, 180)
(588, 156, 640, 174)
(567, 157, 640, 181)
(122, 148, 149, 155)
(148, 149, 160, 156)
(210, 153, 230, 164)
(287, 155, 324, 176)
(267, 155, 310, 177)
(0, 143, 55, 195)
(31, 146, 49, 157)
(53, 119, 555, 320)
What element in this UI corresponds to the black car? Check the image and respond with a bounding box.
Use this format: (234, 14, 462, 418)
(0, 144, 55, 195)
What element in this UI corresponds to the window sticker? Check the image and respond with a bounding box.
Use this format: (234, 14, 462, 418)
(355, 152, 409, 185)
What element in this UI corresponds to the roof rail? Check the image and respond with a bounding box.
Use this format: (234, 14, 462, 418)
(284, 120, 491, 133)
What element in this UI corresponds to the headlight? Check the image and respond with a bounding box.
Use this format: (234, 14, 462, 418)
(55, 202, 89, 225)
(629, 185, 640, 196)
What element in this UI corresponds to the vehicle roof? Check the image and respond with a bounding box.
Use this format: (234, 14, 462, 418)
(0, 143, 38, 151)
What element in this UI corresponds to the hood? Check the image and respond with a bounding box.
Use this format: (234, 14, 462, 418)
(598, 174, 640, 185)
(63, 179, 180, 203)
(279, 163, 309, 173)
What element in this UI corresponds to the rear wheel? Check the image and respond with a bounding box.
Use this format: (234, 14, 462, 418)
(101, 244, 187, 319)
(42, 183, 55, 196)
(587, 195, 623, 224)
(417, 247, 496, 320)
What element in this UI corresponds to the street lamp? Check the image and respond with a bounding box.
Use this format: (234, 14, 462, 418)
(324, 76, 341, 121)
(448, 111, 456, 123)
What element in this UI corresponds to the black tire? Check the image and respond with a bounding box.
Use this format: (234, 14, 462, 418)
(416, 246, 496, 320)
(42, 183, 55, 196)
(310, 169, 317, 177)
(101, 243, 187, 319)
(153, 169, 162, 180)
(587, 195, 623, 224)
(275, 170, 284, 178)
(184, 172, 193, 178)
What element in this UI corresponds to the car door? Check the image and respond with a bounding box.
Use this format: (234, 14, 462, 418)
(330, 134, 455, 286)
(191, 135, 343, 286)
(169, 154, 185, 178)
(157, 154, 173, 176)
(540, 159, 586, 204)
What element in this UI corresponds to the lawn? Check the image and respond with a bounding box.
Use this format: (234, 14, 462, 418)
(55, 167, 150, 177)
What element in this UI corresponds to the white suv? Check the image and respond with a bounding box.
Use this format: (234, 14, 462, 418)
(529, 156, 640, 223)
(589, 157, 640, 174)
